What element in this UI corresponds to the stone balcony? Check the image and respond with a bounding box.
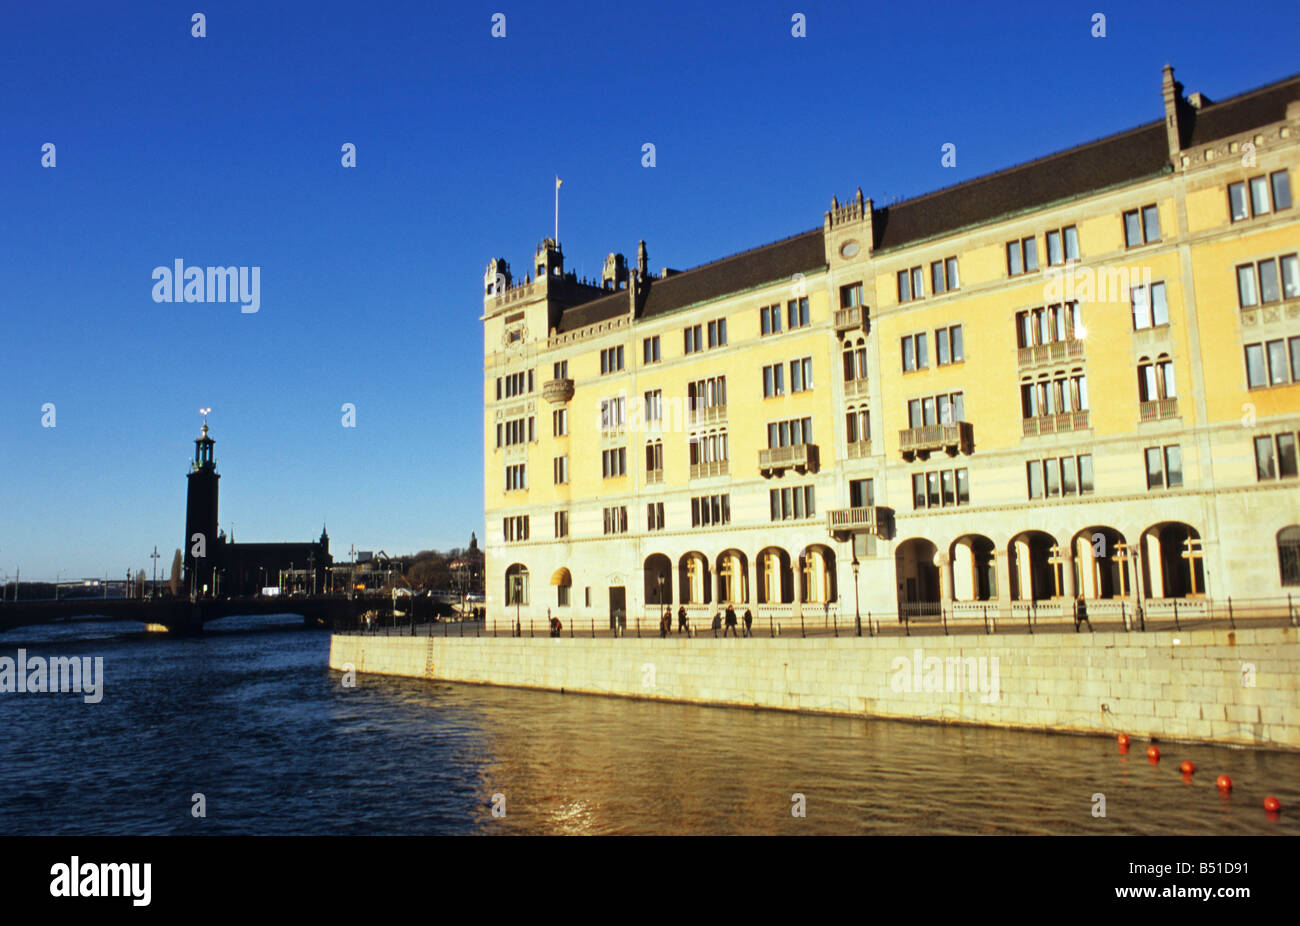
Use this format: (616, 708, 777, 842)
(689, 403, 727, 426)
(1021, 410, 1091, 437)
(689, 460, 729, 479)
(898, 422, 973, 460)
(1016, 338, 1085, 368)
(834, 306, 870, 335)
(843, 377, 869, 399)
(759, 442, 819, 477)
(542, 377, 574, 404)
(846, 439, 872, 459)
(826, 506, 891, 541)
(1139, 397, 1179, 422)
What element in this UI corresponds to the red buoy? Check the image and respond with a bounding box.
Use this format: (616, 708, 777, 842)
(1147, 745, 1160, 761)
(1264, 796, 1281, 813)
(1179, 760, 1195, 775)
(1117, 734, 1130, 747)
(1216, 774, 1233, 792)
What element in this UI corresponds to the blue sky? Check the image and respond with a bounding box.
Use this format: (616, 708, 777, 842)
(1, 0, 1296, 580)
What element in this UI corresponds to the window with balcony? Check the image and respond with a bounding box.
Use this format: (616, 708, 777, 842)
(787, 297, 811, 329)
(645, 439, 664, 479)
(553, 360, 568, 380)
(908, 392, 965, 428)
(688, 375, 727, 420)
(643, 336, 660, 364)
(846, 406, 871, 445)
(1123, 205, 1160, 247)
(1237, 253, 1300, 307)
(901, 332, 929, 372)
(1020, 369, 1088, 433)
(849, 478, 874, 507)
(1137, 353, 1176, 402)
(770, 485, 816, 521)
(768, 417, 813, 447)
(1017, 302, 1083, 349)
(1145, 445, 1183, 489)
(1230, 170, 1292, 222)
(689, 428, 729, 475)
(842, 336, 868, 383)
(760, 303, 783, 335)
(1006, 237, 1038, 275)
(1255, 433, 1299, 480)
(936, 325, 963, 365)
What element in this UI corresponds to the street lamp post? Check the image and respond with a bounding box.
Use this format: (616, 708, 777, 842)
(852, 551, 862, 636)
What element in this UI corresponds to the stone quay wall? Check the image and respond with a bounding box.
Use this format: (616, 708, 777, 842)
(328, 627, 1300, 750)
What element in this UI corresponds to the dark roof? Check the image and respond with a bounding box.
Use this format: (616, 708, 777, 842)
(556, 230, 825, 333)
(551, 72, 1299, 332)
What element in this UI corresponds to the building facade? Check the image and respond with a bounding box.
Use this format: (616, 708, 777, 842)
(481, 66, 1300, 629)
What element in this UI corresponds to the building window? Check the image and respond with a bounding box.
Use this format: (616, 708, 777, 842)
(599, 396, 626, 430)
(1017, 302, 1082, 347)
(1238, 254, 1300, 307)
(688, 376, 727, 418)
(642, 336, 660, 364)
(1020, 370, 1086, 418)
(936, 325, 963, 365)
(599, 346, 624, 375)
(1145, 445, 1183, 490)
(552, 360, 568, 380)
(503, 517, 530, 543)
(1137, 354, 1176, 402)
(769, 485, 816, 521)
(1245, 338, 1300, 388)
(554, 510, 569, 539)
(908, 392, 964, 428)
(1230, 170, 1292, 222)
(930, 256, 960, 294)
(552, 408, 568, 437)
(502, 371, 529, 398)
(707, 318, 728, 348)
(762, 363, 785, 397)
(690, 494, 730, 527)
(504, 564, 529, 604)
(1045, 227, 1079, 266)
(646, 439, 663, 475)
(849, 478, 874, 507)
(1026, 454, 1093, 499)
(557, 585, 570, 607)
(790, 357, 813, 393)
(647, 501, 665, 531)
(1123, 205, 1160, 247)
(688, 428, 728, 466)
(602, 506, 628, 535)
(840, 282, 863, 309)
(684, 324, 703, 354)
(767, 417, 813, 447)
(553, 455, 569, 484)
(1255, 433, 1299, 480)
(1130, 282, 1169, 329)
(505, 464, 527, 491)
(843, 336, 868, 382)
(760, 304, 783, 335)
(846, 406, 871, 444)
(901, 332, 929, 371)
(601, 447, 627, 478)
(897, 266, 925, 303)
(1279, 526, 1300, 586)
(911, 468, 969, 509)
(784, 297, 810, 329)
(1006, 237, 1037, 275)
(644, 389, 662, 423)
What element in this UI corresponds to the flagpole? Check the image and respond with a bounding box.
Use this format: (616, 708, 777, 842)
(554, 175, 559, 244)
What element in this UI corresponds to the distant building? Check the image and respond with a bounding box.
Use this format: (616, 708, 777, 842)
(182, 420, 333, 597)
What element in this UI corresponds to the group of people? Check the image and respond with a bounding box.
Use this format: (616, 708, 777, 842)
(658, 604, 754, 638)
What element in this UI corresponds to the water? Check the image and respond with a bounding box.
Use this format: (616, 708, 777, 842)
(2, 618, 1297, 835)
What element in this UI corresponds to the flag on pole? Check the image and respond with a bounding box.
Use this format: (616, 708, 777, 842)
(556, 176, 563, 189)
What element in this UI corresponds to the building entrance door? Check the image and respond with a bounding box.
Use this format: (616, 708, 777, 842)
(608, 586, 626, 632)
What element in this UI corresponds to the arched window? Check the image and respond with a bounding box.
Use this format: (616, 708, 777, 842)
(1279, 526, 1300, 586)
(505, 564, 529, 606)
(842, 336, 868, 382)
(645, 439, 663, 474)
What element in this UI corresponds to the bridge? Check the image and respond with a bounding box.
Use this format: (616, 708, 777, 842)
(0, 594, 453, 636)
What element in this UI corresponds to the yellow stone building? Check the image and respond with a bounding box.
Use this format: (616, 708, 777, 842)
(481, 66, 1300, 630)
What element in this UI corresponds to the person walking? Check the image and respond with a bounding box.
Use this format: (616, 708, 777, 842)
(743, 608, 753, 638)
(724, 604, 738, 638)
(677, 605, 689, 636)
(711, 610, 722, 637)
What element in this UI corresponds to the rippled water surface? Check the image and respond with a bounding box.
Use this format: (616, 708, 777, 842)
(2, 619, 1297, 835)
